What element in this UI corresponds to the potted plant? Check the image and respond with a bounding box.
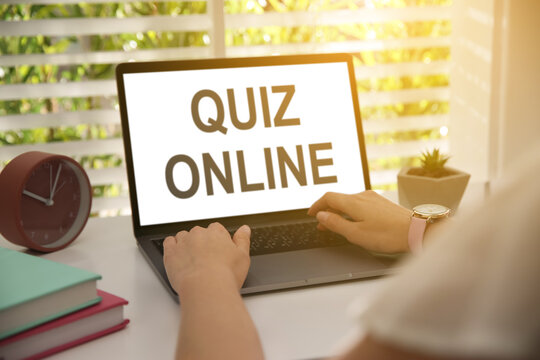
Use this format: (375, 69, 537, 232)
(397, 148, 470, 211)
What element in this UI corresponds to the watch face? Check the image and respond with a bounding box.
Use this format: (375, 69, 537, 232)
(413, 204, 450, 217)
(19, 158, 91, 249)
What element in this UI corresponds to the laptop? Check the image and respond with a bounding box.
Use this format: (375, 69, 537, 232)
(115, 53, 395, 301)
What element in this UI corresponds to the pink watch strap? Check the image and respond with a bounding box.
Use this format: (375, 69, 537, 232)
(408, 217, 427, 254)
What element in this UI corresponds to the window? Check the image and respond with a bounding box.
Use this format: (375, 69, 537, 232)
(0, 0, 451, 216)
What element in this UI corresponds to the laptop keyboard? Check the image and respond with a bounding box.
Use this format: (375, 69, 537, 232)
(151, 221, 348, 256)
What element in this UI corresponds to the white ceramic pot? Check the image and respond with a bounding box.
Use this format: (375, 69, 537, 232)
(397, 166, 470, 211)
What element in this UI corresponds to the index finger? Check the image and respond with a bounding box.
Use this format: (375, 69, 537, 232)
(308, 192, 353, 217)
(163, 235, 177, 253)
(232, 225, 251, 256)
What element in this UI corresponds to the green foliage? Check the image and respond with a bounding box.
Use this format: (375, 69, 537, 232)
(357, 74, 449, 93)
(226, 20, 450, 46)
(366, 129, 444, 146)
(361, 100, 448, 120)
(420, 148, 450, 172)
(225, 0, 452, 13)
(353, 46, 450, 66)
(1, 0, 454, 201)
(0, 2, 206, 20)
(369, 155, 422, 172)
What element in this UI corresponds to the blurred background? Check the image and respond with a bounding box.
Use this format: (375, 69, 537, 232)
(1, 0, 538, 217)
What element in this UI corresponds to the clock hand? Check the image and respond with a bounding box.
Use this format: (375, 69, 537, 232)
(54, 181, 66, 196)
(23, 190, 54, 206)
(50, 163, 62, 200)
(49, 165, 52, 196)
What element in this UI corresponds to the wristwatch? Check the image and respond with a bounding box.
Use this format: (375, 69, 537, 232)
(408, 204, 450, 254)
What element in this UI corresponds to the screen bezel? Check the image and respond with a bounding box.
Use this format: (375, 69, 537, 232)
(115, 53, 371, 238)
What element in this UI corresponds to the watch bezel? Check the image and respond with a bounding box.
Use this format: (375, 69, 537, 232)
(412, 203, 451, 220)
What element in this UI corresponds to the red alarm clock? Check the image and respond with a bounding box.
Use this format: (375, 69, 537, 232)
(0, 152, 92, 252)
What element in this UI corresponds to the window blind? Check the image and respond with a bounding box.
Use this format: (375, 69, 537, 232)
(0, 0, 452, 216)
(223, 0, 451, 188)
(0, 0, 214, 215)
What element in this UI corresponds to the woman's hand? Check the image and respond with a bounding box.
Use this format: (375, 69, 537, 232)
(308, 190, 412, 253)
(163, 224, 263, 360)
(162, 223, 251, 294)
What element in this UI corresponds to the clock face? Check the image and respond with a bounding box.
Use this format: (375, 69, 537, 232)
(19, 158, 91, 249)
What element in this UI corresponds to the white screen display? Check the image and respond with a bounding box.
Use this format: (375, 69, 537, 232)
(123, 62, 367, 226)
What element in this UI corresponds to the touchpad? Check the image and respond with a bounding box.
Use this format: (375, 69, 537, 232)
(241, 245, 394, 294)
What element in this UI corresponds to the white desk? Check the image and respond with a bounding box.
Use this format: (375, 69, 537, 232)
(0, 185, 485, 360)
(1, 215, 387, 360)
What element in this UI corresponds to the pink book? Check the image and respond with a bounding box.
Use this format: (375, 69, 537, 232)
(0, 290, 129, 360)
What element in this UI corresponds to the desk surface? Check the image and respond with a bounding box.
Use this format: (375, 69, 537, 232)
(1, 215, 387, 360)
(0, 186, 484, 360)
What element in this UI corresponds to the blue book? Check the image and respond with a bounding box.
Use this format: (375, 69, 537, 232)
(0, 247, 101, 340)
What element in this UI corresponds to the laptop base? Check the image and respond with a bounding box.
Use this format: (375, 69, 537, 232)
(138, 238, 397, 302)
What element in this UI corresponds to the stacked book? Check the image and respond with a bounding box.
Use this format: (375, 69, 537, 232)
(0, 247, 129, 360)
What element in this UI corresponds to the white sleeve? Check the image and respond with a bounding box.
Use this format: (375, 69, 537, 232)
(359, 159, 540, 359)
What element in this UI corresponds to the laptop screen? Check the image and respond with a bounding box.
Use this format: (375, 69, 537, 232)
(119, 56, 369, 227)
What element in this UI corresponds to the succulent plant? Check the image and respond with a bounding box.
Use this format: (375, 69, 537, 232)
(420, 148, 450, 172)
(407, 148, 453, 178)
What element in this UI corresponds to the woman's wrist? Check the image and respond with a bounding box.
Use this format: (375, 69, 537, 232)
(408, 204, 452, 253)
(423, 218, 451, 243)
(175, 267, 240, 301)
(407, 216, 451, 253)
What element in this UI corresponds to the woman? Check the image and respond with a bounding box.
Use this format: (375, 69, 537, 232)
(162, 151, 540, 360)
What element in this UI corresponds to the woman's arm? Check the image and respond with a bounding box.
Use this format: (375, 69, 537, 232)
(163, 223, 264, 360)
